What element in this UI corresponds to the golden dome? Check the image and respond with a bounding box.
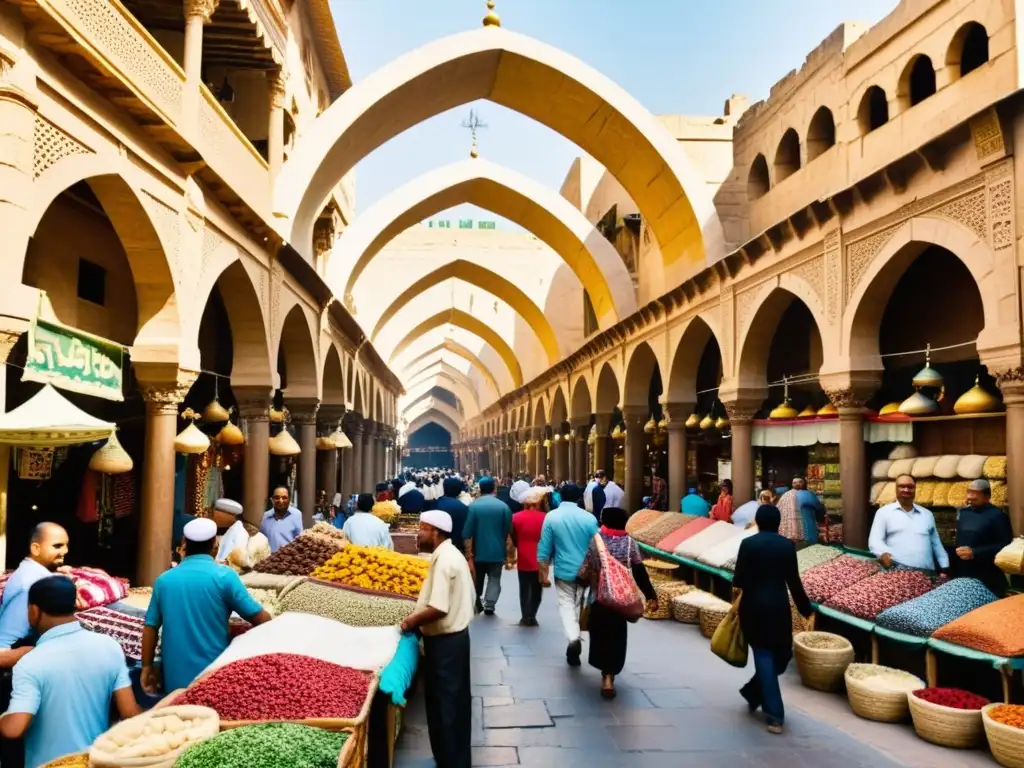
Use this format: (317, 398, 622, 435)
(817, 402, 838, 417)
(643, 417, 657, 434)
(797, 405, 817, 419)
(898, 391, 939, 416)
(715, 416, 730, 431)
(685, 413, 700, 430)
(878, 402, 902, 416)
(912, 365, 944, 390)
(699, 414, 715, 431)
(269, 429, 301, 456)
(954, 377, 1001, 415)
(216, 421, 245, 446)
(769, 400, 798, 420)
(482, 0, 501, 27)
(201, 398, 230, 423)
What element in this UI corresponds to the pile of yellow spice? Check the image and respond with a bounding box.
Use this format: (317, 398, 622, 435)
(312, 545, 429, 598)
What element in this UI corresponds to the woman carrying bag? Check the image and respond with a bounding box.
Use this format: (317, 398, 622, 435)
(576, 507, 657, 699)
(731, 504, 813, 734)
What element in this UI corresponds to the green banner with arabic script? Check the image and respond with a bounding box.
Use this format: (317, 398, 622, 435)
(22, 318, 124, 401)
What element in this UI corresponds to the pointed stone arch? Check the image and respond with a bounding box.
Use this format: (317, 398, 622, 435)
(275, 303, 319, 400)
(549, 386, 569, 427)
(624, 341, 661, 409)
(570, 374, 593, 420)
(404, 369, 481, 418)
(595, 360, 621, 414)
(321, 343, 345, 405)
(205, 260, 275, 389)
(533, 395, 548, 428)
(666, 313, 723, 404)
(398, 339, 503, 397)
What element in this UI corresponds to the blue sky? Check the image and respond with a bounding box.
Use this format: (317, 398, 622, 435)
(329, 0, 898, 225)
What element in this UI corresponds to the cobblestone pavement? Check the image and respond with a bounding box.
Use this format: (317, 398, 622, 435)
(395, 570, 996, 767)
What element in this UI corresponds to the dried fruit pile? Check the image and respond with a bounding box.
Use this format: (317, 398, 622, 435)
(913, 687, 989, 710)
(372, 500, 400, 525)
(632, 514, 695, 548)
(174, 723, 347, 768)
(988, 704, 1024, 729)
(875, 578, 997, 637)
(253, 535, 344, 576)
(91, 706, 218, 763)
(312, 545, 429, 598)
(932, 594, 1024, 656)
(824, 569, 934, 621)
(796, 544, 843, 574)
(177, 653, 371, 722)
(625, 510, 663, 535)
(281, 579, 415, 626)
(801, 556, 880, 604)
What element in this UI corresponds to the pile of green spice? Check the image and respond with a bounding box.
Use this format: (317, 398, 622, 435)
(174, 723, 347, 768)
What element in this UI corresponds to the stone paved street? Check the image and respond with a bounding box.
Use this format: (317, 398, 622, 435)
(395, 570, 996, 768)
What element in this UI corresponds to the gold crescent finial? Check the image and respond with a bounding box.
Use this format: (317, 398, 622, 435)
(483, 0, 501, 27)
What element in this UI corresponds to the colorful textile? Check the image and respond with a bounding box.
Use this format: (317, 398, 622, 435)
(69, 567, 129, 611)
(776, 491, 803, 541)
(76, 605, 153, 661)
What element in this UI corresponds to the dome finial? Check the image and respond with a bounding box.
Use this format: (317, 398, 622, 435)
(483, 0, 501, 27)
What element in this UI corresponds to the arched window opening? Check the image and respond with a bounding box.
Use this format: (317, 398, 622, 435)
(806, 107, 836, 161)
(748, 154, 769, 200)
(858, 86, 889, 134)
(773, 128, 801, 182)
(949, 22, 990, 77)
(905, 55, 937, 106)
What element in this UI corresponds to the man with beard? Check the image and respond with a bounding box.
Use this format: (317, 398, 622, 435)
(400, 510, 474, 768)
(0, 523, 71, 768)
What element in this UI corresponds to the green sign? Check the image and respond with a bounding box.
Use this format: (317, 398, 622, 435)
(23, 318, 124, 401)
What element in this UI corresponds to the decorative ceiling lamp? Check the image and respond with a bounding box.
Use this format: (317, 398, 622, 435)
(715, 415, 730, 431)
(900, 343, 942, 416)
(657, 415, 669, 433)
(817, 402, 838, 417)
(268, 407, 287, 424)
(699, 414, 715, 431)
(269, 424, 301, 456)
(201, 378, 230, 423)
(611, 424, 625, 442)
(542, 438, 551, 449)
(797, 405, 817, 419)
(552, 432, 562, 443)
(216, 420, 245, 446)
(878, 402, 902, 416)
(769, 377, 798, 420)
(174, 408, 210, 454)
(685, 412, 701, 430)
(954, 374, 1001, 415)
(587, 427, 596, 445)
(331, 427, 353, 449)
(88, 430, 133, 474)
(643, 416, 657, 434)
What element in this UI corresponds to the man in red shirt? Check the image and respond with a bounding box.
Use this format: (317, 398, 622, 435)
(509, 488, 548, 627)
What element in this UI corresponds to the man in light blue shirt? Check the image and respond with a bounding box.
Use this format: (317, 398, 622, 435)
(262, 486, 303, 552)
(869, 474, 950, 572)
(1, 576, 139, 768)
(0, 523, 69, 650)
(344, 493, 394, 549)
(536, 483, 598, 666)
(682, 487, 711, 518)
(142, 518, 271, 695)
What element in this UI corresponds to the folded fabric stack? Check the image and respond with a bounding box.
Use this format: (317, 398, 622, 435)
(76, 605, 152, 662)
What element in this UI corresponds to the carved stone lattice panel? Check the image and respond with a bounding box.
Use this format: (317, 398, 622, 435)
(140, 192, 180, 280)
(845, 225, 901, 302)
(970, 108, 1005, 162)
(790, 255, 825, 312)
(721, 287, 734, 375)
(33, 116, 91, 178)
(734, 286, 756, 347)
(823, 230, 841, 326)
(269, 258, 283, 337)
(935, 188, 987, 245)
(57, 0, 183, 120)
(986, 163, 1014, 252)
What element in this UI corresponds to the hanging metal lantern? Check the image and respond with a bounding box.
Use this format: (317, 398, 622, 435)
(269, 428, 301, 456)
(89, 431, 133, 474)
(175, 409, 210, 455)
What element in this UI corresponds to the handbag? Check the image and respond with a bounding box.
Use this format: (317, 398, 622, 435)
(593, 535, 645, 623)
(710, 592, 748, 667)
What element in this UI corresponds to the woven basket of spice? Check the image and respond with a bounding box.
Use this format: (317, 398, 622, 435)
(983, 703, 1024, 768)
(845, 664, 924, 723)
(670, 591, 727, 625)
(698, 603, 730, 638)
(793, 631, 853, 692)
(908, 688, 987, 749)
(642, 559, 679, 584)
(645, 581, 692, 620)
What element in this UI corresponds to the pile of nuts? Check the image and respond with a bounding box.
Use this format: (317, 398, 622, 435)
(801, 556, 880, 604)
(90, 706, 219, 763)
(312, 545, 429, 598)
(281, 579, 415, 626)
(253, 536, 344, 576)
(824, 569, 934, 620)
(174, 723, 347, 768)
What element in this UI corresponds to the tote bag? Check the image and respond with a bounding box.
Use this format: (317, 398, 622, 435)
(594, 535, 645, 623)
(710, 592, 748, 667)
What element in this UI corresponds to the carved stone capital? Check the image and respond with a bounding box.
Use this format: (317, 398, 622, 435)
(823, 388, 872, 411)
(621, 406, 647, 428)
(184, 0, 218, 22)
(363, 419, 378, 437)
(662, 402, 695, 424)
(317, 404, 346, 431)
(995, 367, 1024, 402)
(234, 387, 273, 421)
(267, 69, 287, 109)
(141, 369, 198, 416)
(723, 401, 759, 424)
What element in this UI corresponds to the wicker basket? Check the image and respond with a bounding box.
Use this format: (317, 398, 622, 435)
(643, 559, 679, 583)
(42, 753, 88, 768)
(645, 581, 692, 620)
(983, 704, 1024, 768)
(793, 632, 853, 692)
(844, 664, 924, 723)
(699, 604, 730, 638)
(908, 693, 984, 749)
(670, 594, 702, 624)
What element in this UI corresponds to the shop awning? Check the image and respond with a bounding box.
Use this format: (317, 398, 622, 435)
(751, 420, 913, 447)
(0, 384, 115, 447)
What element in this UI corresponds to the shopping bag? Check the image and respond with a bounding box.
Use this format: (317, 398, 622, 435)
(594, 535, 644, 623)
(710, 593, 748, 667)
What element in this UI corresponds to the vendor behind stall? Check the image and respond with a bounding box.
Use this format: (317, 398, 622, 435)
(869, 475, 950, 573)
(214, 498, 270, 570)
(954, 479, 1014, 596)
(142, 519, 272, 695)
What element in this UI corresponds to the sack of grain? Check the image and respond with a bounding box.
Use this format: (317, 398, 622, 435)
(871, 460, 893, 481)
(911, 456, 938, 479)
(876, 482, 897, 506)
(957, 455, 988, 480)
(992, 481, 1008, 508)
(983, 456, 1007, 480)
(947, 481, 970, 509)
(914, 481, 936, 506)
(673, 521, 741, 560)
(281, 579, 415, 627)
(697, 528, 757, 569)
(90, 706, 219, 768)
(995, 538, 1024, 575)
(934, 455, 963, 480)
(796, 544, 843, 574)
(658, 517, 715, 552)
(888, 459, 916, 479)
(932, 482, 953, 508)
(889, 445, 918, 461)
(240, 573, 306, 594)
(869, 482, 886, 504)
(932, 594, 1024, 656)
(876, 578, 997, 637)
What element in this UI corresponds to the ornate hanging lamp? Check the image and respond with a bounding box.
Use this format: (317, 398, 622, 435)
(769, 377, 799, 420)
(174, 408, 210, 454)
(954, 374, 1001, 415)
(89, 430, 133, 474)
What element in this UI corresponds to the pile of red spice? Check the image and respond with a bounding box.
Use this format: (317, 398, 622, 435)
(912, 687, 989, 710)
(177, 653, 371, 721)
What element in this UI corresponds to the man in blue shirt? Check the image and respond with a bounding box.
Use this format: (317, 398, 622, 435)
(1, 576, 139, 768)
(0, 523, 70, 650)
(464, 477, 512, 616)
(681, 487, 711, 518)
(343, 493, 394, 549)
(435, 477, 470, 553)
(261, 486, 303, 552)
(142, 518, 271, 695)
(536, 483, 598, 666)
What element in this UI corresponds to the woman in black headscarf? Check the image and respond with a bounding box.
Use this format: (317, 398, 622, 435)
(731, 504, 813, 734)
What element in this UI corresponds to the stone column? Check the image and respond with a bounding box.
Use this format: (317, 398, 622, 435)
(236, 389, 272, 527)
(531, 429, 544, 478)
(550, 430, 566, 482)
(0, 330, 21, 571)
(316, 406, 343, 504)
(622, 408, 647, 512)
(362, 419, 376, 493)
(571, 417, 589, 484)
(593, 413, 613, 475)
(290, 400, 319, 529)
(137, 370, 196, 586)
(822, 387, 872, 549)
(723, 401, 759, 505)
(664, 403, 694, 512)
(347, 416, 364, 498)
(376, 424, 387, 481)
(267, 69, 286, 178)
(998, 370, 1024, 535)
(183, 0, 217, 122)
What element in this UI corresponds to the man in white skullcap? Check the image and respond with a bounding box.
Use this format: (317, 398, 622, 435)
(400, 510, 474, 768)
(213, 499, 246, 564)
(142, 518, 272, 696)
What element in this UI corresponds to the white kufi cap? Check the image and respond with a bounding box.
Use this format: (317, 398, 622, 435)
(184, 517, 218, 543)
(214, 499, 243, 516)
(420, 510, 452, 534)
